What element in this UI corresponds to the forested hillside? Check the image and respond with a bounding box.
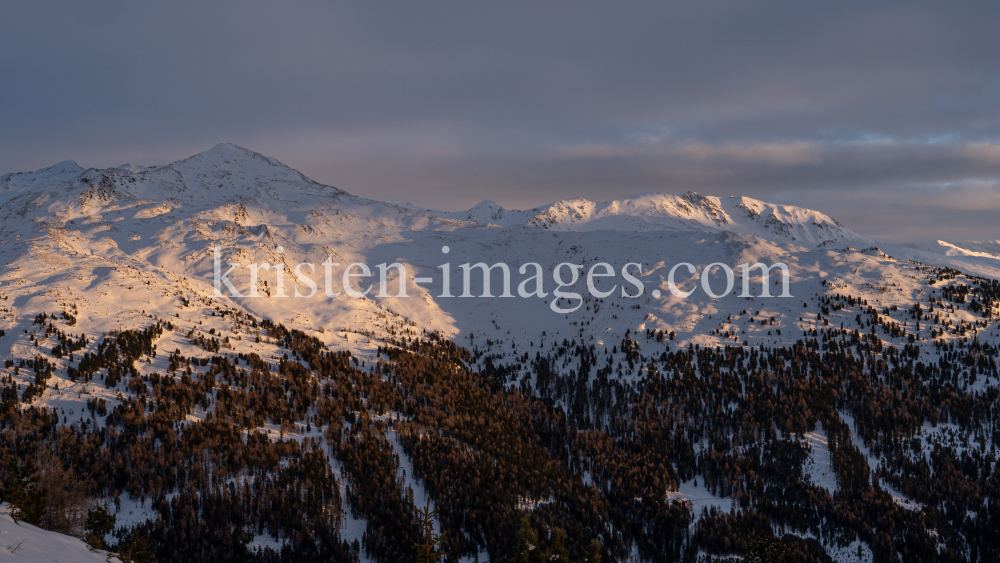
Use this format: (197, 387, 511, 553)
(3, 264, 1000, 562)
(3, 146, 1000, 562)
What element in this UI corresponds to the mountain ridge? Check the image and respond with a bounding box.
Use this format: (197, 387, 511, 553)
(3, 143, 870, 249)
(2, 144, 1000, 563)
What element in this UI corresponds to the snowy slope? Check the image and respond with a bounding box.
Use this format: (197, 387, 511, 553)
(2, 144, 999, 562)
(0, 161, 85, 207)
(914, 239, 1000, 270)
(435, 191, 869, 247)
(1, 142, 997, 368)
(0, 505, 118, 563)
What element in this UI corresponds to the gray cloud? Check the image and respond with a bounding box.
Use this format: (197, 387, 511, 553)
(2, 1, 1000, 244)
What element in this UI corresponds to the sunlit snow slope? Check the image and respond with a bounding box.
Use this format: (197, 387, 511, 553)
(3, 144, 1000, 563)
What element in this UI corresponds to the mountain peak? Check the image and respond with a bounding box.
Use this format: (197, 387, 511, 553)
(1, 159, 84, 179)
(0, 159, 86, 205)
(49, 159, 84, 173)
(156, 143, 332, 197)
(174, 142, 282, 167)
(470, 199, 501, 209)
(459, 199, 514, 224)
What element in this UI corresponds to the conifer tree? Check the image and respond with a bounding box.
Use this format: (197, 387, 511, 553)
(513, 518, 542, 563)
(544, 528, 569, 563)
(85, 507, 116, 551)
(115, 528, 156, 563)
(413, 499, 446, 563)
(3, 457, 48, 526)
(745, 537, 798, 563)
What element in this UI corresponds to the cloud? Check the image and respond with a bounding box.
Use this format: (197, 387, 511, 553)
(674, 142, 824, 166)
(542, 141, 824, 166)
(962, 142, 1000, 164)
(2, 1, 1000, 243)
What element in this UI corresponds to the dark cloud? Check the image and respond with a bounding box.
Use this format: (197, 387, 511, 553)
(2, 1, 999, 243)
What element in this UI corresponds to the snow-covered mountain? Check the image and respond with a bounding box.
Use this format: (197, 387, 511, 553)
(0, 160, 85, 207)
(3, 143, 999, 563)
(436, 191, 868, 247)
(1, 142, 996, 428)
(0, 142, 993, 354)
(916, 239, 1000, 269)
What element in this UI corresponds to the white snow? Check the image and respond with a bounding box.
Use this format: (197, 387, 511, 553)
(801, 424, 837, 493)
(0, 504, 119, 563)
(2, 144, 999, 563)
(666, 478, 734, 514)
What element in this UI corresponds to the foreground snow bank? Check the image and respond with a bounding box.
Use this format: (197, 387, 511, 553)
(0, 505, 119, 563)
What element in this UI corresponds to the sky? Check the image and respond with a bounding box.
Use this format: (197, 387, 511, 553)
(2, 1, 999, 244)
